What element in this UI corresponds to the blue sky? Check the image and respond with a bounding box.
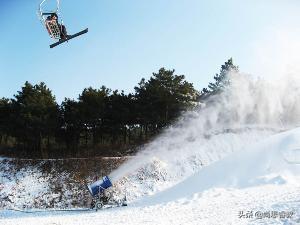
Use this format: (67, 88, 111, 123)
(1, 0, 300, 102)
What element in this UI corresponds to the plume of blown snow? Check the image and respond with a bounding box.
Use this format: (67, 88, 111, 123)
(110, 70, 300, 187)
(110, 28, 300, 197)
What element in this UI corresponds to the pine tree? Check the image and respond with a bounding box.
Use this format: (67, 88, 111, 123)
(135, 68, 199, 134)
(202, 58, 239, 97)
(11, 82, 58, 157)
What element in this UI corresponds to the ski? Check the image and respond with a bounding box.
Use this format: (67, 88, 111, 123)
(50, 28, 88, 48)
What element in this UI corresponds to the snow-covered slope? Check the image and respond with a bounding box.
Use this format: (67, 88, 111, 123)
(0, 158, 125, 209)
(1, 128, 300, 225)
(0, 128, 276, 209)
(138, 127, 300, 206)
(112, 128, 276, 202)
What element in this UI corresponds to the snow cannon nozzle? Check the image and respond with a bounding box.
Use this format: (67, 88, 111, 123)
(87, 176, 113, 197)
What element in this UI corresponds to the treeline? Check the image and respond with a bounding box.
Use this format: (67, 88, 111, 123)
(0, 59, 238, 158)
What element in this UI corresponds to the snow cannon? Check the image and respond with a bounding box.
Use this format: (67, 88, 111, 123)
(88, 175, 127, 210)
(88, 176, 112, 197)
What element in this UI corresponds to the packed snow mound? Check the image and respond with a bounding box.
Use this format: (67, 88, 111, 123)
(112, 128, 276, 202)
(139, 127, 300, 205)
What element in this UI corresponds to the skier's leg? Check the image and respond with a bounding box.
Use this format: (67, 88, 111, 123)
(60, 24, 68, 39)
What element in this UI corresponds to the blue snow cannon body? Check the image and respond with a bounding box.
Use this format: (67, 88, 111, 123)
(88, 176, 113, 196)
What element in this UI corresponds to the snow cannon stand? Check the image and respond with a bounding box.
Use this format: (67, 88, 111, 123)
(87, 176, 127, 210)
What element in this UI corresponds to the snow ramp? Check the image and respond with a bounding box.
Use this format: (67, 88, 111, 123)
(138, 127, 300, 206)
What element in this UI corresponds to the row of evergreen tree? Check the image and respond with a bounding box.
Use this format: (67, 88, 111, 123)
(0, 59, 238, 158)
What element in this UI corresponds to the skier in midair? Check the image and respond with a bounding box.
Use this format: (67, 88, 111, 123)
(45, 13, 68, 40)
